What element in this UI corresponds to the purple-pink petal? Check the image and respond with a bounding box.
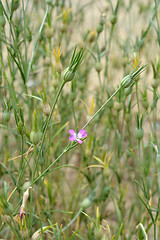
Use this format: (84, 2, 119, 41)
(68, 129, 76, 135)
(77, 129, 87, 139)
(69, 135, 76, 141)
(77, 139, 83, 144)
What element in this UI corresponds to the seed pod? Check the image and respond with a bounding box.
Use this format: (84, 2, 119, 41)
(81, 198, 91, 210)
(88, 31, 96, 43)
(96, 23, 103, 34)
(3, 111, 10, 123)
(63, 67, 75, 82)
(0, 16, 6, 27)
(135, 128, 144, 140)
(142, 100, 149, 110)
(151, 79, 160, 89)
(30, 131, 42, 145)
(17, 121, 25, 135)
(124, 113, 132, 122)
(56, 63, 62, 74)
(43, 103, 51, 116)
(114, 102, 123, 111)
(45, 27, 54, 38)
(95, 62, 102, 72)
(110, 14, 117, 25)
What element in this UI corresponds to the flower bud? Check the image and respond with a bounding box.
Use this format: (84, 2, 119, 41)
(95, 62, 102, 72)
(110, 14, 117, 25)
(3, 111, 10, 123)
(120, 75, 133, 89)
(81, 198, 91, 210)
(43, 103, 51, 116)
(151, 79, 160, 89)
(45, 27, 54, 38)
(96, 23, 103, 34)
(63, 67, 75, 82)
(17, 121, 25, 135)
(135, 128, 144, 140)
(30, 131, 42, 145)
(0, 16, 6, 27)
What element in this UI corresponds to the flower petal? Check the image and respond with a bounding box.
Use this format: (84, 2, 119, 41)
(77, 139, 83, 144)
(77, 129, 87, 138)
(68, 129, 76, 136)
(69, 135, 76, 141)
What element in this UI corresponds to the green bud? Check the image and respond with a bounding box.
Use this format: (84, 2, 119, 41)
(124, 113, 132, 122)
(30, 131, 42, 145)
(0, 16, 6, 27)
(46, 0, 53, 5)
(96, 23, 103, 34)
(11, 0, 20, 12)
(110, 14, 117, 25)
(81, 198, 91, 210)
(43, 103, 51, 116)
(151, 79, 160, 89)
(45, 27, 54, 38)
(95, 62, 102, 72)
(17, 121, 25, 135)
(120, 75, 133, 89)
(135, 128, 144, 140)
(3, 111, 10, 123)
(63, 67, 75, 82)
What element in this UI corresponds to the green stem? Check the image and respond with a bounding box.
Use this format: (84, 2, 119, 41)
(27, 4, 49, 81)
(83, 86, 121, 129)
(34, 85, 122, 183)
(38, 80, 65, 160)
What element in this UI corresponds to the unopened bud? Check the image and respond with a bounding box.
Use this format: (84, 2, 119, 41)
(81, 198, 91, 210)
(43, 103, 51, 116)
(63, 67, 75, 82)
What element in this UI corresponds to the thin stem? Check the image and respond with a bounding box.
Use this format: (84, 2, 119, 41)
(38, 80, 65, 160)
(83, 86, 121, 129)
(27, 4, 49, 81)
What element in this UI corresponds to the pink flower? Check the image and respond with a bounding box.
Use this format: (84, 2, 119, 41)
(68, 129, 87, 144)
(19, 208, 26, 220)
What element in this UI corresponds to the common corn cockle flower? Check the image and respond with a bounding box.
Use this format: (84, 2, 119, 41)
(68, 129, 87, 144)
(19, 207, 26, 220)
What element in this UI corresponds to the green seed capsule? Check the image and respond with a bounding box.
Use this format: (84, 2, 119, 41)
(81, 198, 91, 210)
(0, 16, 6, 27)
(96, 23, 103, 34)
(151, 79, 160, 89)
(30, 131, 42, 145)
(63, 67, 75, 82)
(3, 111, 10, 123)
(135, 128, 144, 140)
(110, 14, 117, 25)
(95, 62, 102, 72)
